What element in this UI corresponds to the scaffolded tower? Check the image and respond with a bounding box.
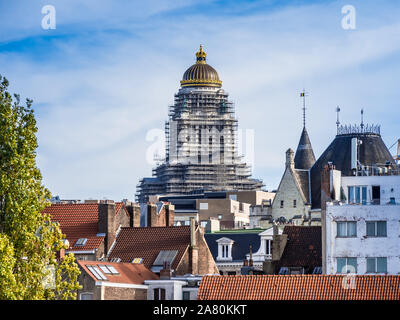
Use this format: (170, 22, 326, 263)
(136, 46, 263, 203)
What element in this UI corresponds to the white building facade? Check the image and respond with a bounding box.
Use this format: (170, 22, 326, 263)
(324, 175, 400, 275)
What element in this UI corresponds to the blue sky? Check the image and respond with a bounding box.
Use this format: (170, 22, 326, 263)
(1, 0, 399, 200)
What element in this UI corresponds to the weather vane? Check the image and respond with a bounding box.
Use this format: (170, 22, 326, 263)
(336, 106, 341, 132)
(300, 89, 308, 128)
(360, 108, 364, 131)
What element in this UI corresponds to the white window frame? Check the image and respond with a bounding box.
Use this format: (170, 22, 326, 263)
(336, 221, 357, 238)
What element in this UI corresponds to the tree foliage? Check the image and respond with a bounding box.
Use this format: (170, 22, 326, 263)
(0, 75, 81, 299)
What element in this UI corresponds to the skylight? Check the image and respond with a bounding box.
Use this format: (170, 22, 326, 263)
(87, 265, 108, 281)
(98, 265, 119, 275)
(75, 238, 88, 246)
(131, 258, 143, 264)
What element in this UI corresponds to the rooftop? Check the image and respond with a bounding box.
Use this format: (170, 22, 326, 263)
(276, 226, 322, 273)
(107, 226, 191, 270)
(78, 261, 159, 284)
(197, 275, 400, 300)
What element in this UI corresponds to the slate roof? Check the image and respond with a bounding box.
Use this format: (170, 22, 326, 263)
(310, 132, 395, 209)
(294, 127, 316, 170)
(78, 261, 159, 284)
(204, 233, 261, 262)
(44, 203, 104, 252)
(276, 226, 321, 273)
(107, 226, 191, 269)
(197, 275, 400, 300)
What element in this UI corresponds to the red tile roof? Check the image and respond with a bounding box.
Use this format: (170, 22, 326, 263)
(43, 203, 104, 252)
(108, 226, 191, 269)
(197, 275, 400, 300)
(115, 202, 129, 217)
(78, 261, 159, 284)
(276, 226, 321, 273)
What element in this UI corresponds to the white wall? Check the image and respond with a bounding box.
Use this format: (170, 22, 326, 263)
(325, 203, 400, 275)
(341, 175, 400, 205)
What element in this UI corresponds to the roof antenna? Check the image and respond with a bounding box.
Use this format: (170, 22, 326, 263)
(336, 106, 341, 133)
(360, 108, 364, 131)
(300, 89, 308, 128)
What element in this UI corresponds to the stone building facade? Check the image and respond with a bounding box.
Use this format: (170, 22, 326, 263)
(271, 149, 312, 223)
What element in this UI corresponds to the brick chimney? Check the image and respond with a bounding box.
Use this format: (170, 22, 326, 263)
(124, 201, 140, 227)
(98, 201, 116, 253)
(248, 245, 253, 267)
(271, 224, 287, 261)
(189, 217, 199, 275)
(160, 261, 172, 280)
(147, 202, 175, 227)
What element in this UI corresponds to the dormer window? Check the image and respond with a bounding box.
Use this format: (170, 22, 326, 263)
(216, 237, 234, 261)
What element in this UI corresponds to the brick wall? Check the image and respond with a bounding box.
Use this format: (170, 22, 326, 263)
(147, 203, 175, 227)
(103, 286, 147, 300)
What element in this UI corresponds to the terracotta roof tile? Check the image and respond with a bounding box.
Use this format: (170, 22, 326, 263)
(115, 202, 129, 217)
(78, 261, 159, 284)
(43, 203, 104, 252)
(197, 275, 400, 300)
(108, 226, 191, 269)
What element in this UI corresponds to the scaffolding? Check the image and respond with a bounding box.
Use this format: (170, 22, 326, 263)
(136, 86, 263, 203)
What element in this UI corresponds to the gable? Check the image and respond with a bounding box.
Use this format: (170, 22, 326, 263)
(272, 167, 306, 208)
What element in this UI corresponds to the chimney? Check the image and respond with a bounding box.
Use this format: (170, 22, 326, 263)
(190, 217, 196, 247)
(243, 259, 249, 266)
(124, 202, 140, 227)
(98, 202, 116, 253)
(285, 149, 295, 169)
(271, 225, 287, 261)
(165, 203, 175, 227)
(189, 217, 199, 274)
(160, 261, 172, 280)
(248, 245, 253, 267)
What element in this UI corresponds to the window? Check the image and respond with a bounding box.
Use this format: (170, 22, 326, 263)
(280, 200, 284, 208)
(312, 267, 322, 274)
(229, 194, 237, 201)
(200, 221, 207, 228)
(154, 288, 166, 300)
(182, 291, 191, 300)
(366, 257, 387, 273)
(265, 239, 271, 255)
(98, 265, 119, 275)
(222, 245, 229, 258)
(366, 221, 387, 237)
(199, 202, 208, 210)
(86, 265, 108, 280)
(336, 258, 357, 274)
(293, 200, 296, 208)
(348, 186, 367, 204)
(217, 214, 222, 220)
(75, 238, 88, 247)
(80, 293, 93, 300)
(278, 267, 289, 275)
(337, 221, 357, 237)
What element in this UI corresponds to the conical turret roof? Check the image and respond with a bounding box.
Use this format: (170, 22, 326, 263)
(294, 127, 316, 170)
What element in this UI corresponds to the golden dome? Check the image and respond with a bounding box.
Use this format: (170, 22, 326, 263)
(180, 45, 222, 88)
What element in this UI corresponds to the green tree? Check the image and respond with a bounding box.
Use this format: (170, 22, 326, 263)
(0, 75, 81, 299)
